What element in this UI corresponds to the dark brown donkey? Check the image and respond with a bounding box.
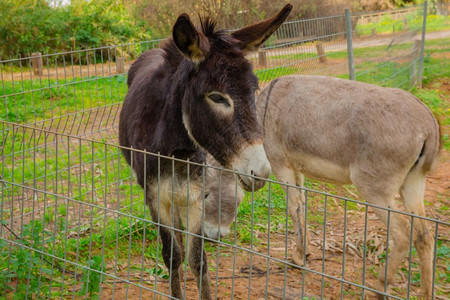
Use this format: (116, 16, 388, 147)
(119, 4, 292, 299)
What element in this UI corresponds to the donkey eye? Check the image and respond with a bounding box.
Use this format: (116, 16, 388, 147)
(208, 93, 230, 107)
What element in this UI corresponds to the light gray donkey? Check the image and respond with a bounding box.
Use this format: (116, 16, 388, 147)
(257, 75, 440, 299)
(204, 156, 244, 239)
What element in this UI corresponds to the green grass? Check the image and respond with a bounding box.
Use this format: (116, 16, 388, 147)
(324, 41, 416, 61)
(0, 196, 164, 298)
(413, 87, 449, 115)
(424, 37, 450, 52)
(356, 13, 450, 36)
(413, 42, 450, 149)
(1, 75, 127, 123)
(283, 37, 450, 62)
(1, 134, 128, 201)
(0, 120, 179, 298)
(256, 66, 299, 82)
(0, 220, 66, 299)
(422, 52, 450, 81)
(346, 38, 450, 97)
(268, 52, 318, 61)
(413, 88, 450, 150)
(353, 60, 414, 88)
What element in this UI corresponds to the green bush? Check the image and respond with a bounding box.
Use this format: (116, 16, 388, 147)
(0, 0, 154, 59)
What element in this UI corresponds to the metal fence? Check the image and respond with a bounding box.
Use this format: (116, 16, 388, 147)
(0, 5, 429, 133)
(1, 3, 449, 299)
(1, 121, 448, 299)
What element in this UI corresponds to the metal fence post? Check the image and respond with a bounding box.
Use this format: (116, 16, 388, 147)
(345, 9, 355, 80)
(418, 1, 428, 88)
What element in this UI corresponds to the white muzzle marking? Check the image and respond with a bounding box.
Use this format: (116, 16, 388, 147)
(232, 143, 271, 191)
(203, 222, 232, 239)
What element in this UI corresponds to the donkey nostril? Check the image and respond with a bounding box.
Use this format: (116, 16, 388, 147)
(251, 163, 271, 179)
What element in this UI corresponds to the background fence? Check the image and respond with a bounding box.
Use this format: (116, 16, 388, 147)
(0, 4, 430, 134)
(1, 3, 449, 299)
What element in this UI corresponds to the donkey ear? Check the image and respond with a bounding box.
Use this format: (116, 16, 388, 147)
(173, 14, 210, 64)
(231, 4, 293, 53)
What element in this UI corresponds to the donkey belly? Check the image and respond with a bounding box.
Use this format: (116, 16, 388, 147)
(289, 153, 352, 184)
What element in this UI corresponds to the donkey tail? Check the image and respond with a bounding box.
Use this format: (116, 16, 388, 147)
(421, 115, 441, 174)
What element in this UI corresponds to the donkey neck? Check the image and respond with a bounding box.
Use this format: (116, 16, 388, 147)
(156, 66, 203, 162)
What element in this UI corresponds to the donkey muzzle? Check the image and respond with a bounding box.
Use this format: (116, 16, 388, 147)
(232, 143, 271, 191)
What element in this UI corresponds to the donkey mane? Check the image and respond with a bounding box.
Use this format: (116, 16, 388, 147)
(199, 16, 225, 40)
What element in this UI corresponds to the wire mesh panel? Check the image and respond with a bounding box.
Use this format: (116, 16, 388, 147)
(0, 122, 448, 299)
(0, 39, 164, 141)
(351, 5, 425, 90)
(252, 15, 349, 88)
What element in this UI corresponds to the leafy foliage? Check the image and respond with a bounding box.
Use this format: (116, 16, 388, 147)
(0, 221, 53, 299)
(78, 255, 105, 300)
(2, 0, 440, 60)
(0, 0, 153, 58)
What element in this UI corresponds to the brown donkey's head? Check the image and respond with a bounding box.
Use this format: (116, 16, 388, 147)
(172, 4, 292, 191)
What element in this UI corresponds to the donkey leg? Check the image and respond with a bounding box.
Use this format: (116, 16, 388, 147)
(372, 210, 410, 300)
(188, 228, 211, 300)
(400, 170, 433, 299)
(353, 175, 410, 299)
(150, 209, 183, 299)
(173, 209, 186, 283)
(274, 167, 311, 266)
(179, 194, 211, 299)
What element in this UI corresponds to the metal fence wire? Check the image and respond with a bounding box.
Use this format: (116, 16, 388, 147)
(1, 3, 449, 299)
